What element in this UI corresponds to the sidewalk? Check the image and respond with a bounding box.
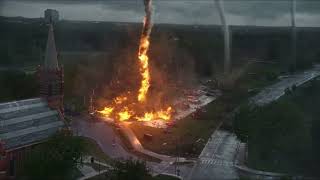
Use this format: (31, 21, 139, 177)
(82, 156, 113, 169)
(77, 156, 112, 180)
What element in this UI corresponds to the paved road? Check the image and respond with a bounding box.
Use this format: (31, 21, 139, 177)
(189, 65, 320, 179)
(251, 65, 320, 106)
(72, 116, 192, 178)
(148, 161, 194, 179)
(188, 130, 240, 180)
(71, 115, 133, 159)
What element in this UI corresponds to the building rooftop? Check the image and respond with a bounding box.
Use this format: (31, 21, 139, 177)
(0, 98, 65, 151)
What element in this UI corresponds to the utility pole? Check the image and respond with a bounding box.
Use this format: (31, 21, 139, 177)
(89, 89, 95, 114)
(174, 141, 177, 175)
(175, 138, 180, 176)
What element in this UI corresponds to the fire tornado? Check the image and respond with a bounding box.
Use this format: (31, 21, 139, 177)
(138, 0, 153, 102)
(97, 0, 173, 122)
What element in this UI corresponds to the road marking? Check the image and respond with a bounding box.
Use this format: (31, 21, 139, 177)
(200, 159, 234, 167)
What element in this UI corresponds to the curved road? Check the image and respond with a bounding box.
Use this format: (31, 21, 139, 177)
(71, 115, 133, 159)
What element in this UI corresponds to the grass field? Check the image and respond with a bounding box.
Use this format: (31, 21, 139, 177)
(81, 137, 113, 164)
(128, 64, 281, 157)
(129, 99, 229, 157)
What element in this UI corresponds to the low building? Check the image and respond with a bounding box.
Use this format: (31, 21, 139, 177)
(0, 98, 65, 178)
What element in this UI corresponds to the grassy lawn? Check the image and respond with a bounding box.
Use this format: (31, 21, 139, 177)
(84, 162, 108, 172)
(81, 137, 113, 164)
(129, 99, 229, 157)
(128, 63, 282, 158)
(235, 63, 281, 93)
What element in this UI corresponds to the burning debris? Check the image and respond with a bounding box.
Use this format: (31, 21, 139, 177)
(97, 0, 173, 122)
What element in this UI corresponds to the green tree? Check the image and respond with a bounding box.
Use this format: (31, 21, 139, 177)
(20, 133, 86, 180)
(234, 104, 256, 142)
(234, 100, 310, 172)
(108, 159, 151, 180)
(312, 117, 320, 166)
(0, 70, 38, 102)
(267, 40, 281, 61)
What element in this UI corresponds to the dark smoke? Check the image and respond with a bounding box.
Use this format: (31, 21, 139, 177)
(141, 0, 153, 39)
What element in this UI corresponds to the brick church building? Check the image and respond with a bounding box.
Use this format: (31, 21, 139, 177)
(0, 23, 65, 178)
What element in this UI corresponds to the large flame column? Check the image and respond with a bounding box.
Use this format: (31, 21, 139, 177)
(97, 0, 173, 122)
(138, 0, 153, 102)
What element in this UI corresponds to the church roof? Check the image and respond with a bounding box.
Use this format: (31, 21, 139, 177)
(0, 98, 65, 151)
(44, 24, 59, 70)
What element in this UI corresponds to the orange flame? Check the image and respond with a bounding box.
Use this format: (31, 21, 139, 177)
(97, 107, 113, 118)
(136, 112, 154, 122)
(138, 36, 151, 102)
(118, 107, 133, 121)
(136, 107, 173, 122)
(156, 107, 173, 120)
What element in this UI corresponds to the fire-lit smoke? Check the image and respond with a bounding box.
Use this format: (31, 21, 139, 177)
(97, 0, 173, 122)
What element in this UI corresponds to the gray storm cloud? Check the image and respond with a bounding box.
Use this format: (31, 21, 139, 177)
(0, 0, 320, 26)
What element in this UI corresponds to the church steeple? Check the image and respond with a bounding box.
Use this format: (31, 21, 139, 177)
(37, 24, 64, 115)
(44, 24, 59, 70)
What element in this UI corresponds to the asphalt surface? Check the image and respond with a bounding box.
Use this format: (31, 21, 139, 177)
(71, 116, 193, 178)
(71, 115, 133, 159)
(188, 130, 240, 180)
(251, 65, 320, 106)
(148, 161, 194, 179)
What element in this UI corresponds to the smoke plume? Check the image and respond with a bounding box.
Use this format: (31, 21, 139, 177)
(141, 0, 153, 39)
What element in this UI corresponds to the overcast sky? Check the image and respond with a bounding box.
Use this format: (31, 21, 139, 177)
(0, 0, 320, 27)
